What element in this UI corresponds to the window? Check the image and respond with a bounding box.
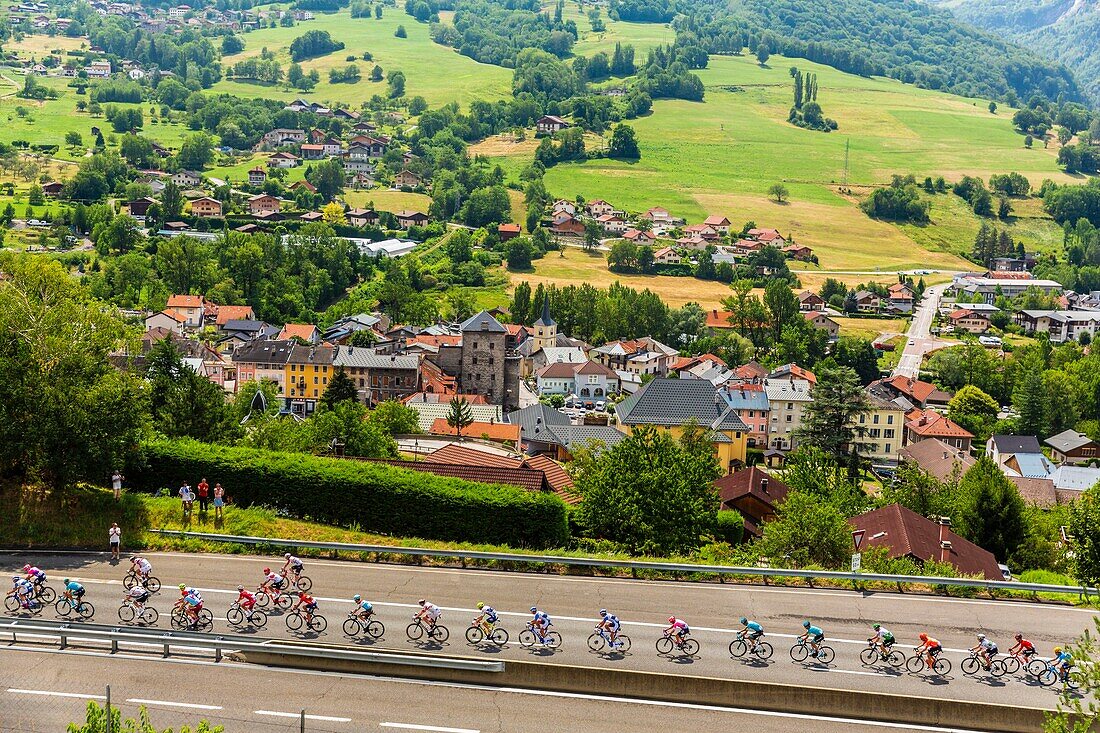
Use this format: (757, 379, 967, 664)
(887, 415, 894, 424)
(870, 428, 880, 438)
(313, 376, 318, 385)
(588, 375, 599, 384)
(489, 342, 495, 350)
(884, 444, 891, 453)
(859, 414, 865, 424)
(884, 429, 895, 439)
(472, 357, 478, 365)
(873, 414, 880, 424)
(313, 389, 318, 397)
(787, 402, 793, 409)
(785, 415, 792, 423)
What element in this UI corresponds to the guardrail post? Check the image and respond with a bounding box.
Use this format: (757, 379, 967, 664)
(105, 685, 112, 733)
(300, 709, 306, 733)
(111, 628, 120, 654)
(214, 637, 223, 662)
(163, 638, 170, 658)
(59, 624, 69, 650)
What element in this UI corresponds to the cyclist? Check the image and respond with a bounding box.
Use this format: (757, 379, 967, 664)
(123, 581, 150, 614)
(352, 594, 374, 621)
(530, 607, 552, 643)
(415, 599, 442, 630)
(281, 553, 304, 585)
(236, 585, 257, 615)
(260, 567, 285, 597)
(130, 556, 152, 583)
(291, 590, 317, 624)
(738, 617, 765, 651)
(664, 616, 690, 646)
(598, 609, 622, 648)
(62, 579, 86, 607)
(868, 623, 895, 656)
(1052, 646, 1074, 683)
(971, 633, 998, 670)
(1009, 633, 1036, 662)
(176, 584, 203, 626)
(7, 576, 37, 610)
(473, 601, 497, 635)
(916, 632, 942, 669)
(799, 620, 826, 659)
(22, 564, 47, 592)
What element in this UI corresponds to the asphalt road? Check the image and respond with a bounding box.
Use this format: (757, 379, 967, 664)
(2, 551, 1093, 711)
(894, 284, 957, 378)
(0, 644, 1006, 733)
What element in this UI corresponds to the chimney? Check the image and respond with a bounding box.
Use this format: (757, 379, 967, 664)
(942, 451, 948, 460)
(938, 517, 952, 563)
(760, 477, 769, 495)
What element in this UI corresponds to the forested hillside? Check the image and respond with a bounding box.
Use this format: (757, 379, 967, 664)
(934, 0, 1100, 103)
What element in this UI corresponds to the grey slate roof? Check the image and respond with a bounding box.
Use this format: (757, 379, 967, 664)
(333, 346, 418, 370)
(991, 435, 1043, 455)
(1045, 429, 1095, 454)
(616, 378, 749, 432)
(762, 379, 813, 401)
(234, 339, 295, 364)
(545, 424, 628, 454)
(507, 403, 571, 441)
(460, 310, 506, 333)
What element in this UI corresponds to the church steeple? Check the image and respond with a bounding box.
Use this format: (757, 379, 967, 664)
(533, 294, 556, 349)
(534, 294, 555, 328)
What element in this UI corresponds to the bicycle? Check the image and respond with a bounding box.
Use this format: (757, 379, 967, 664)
(286, 571, 312, 592)
(656, 631, 699, 657)
(1000, 648, 1038, 675)
(407, 616, 450, 643)
(729, 633, 774, 661)
(905, 647, 952, 675)
(171, 604, 213, 631)
(344, 612, 385, 639)
(123, 572, 161, 594)
(254, 586, 293, 611)
(466, 620, 508, 646)
(1037, 662, 1083, 690)
(4, 594, 43, 615)
(55, 594, 94, 620)
(519, 623, 562, 650)
(286, 608, 328, 633)
(31, 582, 56, 605)
(118, 599, 158, 625)
(226, 602, 268, 629)
(860, 640, 904, 668)
(587, 625, 630, 654)
(790, 637, 834, 664)
(961, 649, 1006, 677)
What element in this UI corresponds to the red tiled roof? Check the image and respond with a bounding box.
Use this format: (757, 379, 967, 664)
(705, 309, 735, 329)
(883, 376, 939, 405)
(1009, 477, 1057, 509)
(714, 466, 789, 509)
(167, 294, 203, 308)
(905, 409, 973, 439)
(278, 323, 319, 341)
(522, 454, 579, 505)
(364, 458, 547, 493)
(670, 353, 727, 372)
(574, 360, 618, 377)
(849, 503, 1001, 580)
(215, 304, 255, 326)
(498, 223, 521, 233)
(429, 419, 521, 443)
(407, 334, 463, 348)
(537, 362, 579, 379)
(426, 443, 523, 469)
(733, 361, 768, 380)
(703, 215, 730, 226)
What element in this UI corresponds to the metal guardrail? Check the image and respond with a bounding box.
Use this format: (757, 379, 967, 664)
(150, 530, 1098, 597)
(0, 617, 504, 672)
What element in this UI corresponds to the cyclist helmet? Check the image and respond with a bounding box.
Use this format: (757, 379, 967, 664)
(178, 583, 186, 590)
(739, 617, 747, 625)
(919, 633, 928, 641)
(977, 633, 986, 641)
(599, 609, 607, 616)
(873, 623, 881, 631)
(22, 564, 30, 572)
(531, 607, 538, 613)
(63, 579, 70, 585)
(354, 594, 362, 602)
(1054, 646, 1063, 653)
(11, 576, 18, 582)
(1014, 633, 1023, 641)
(476, 601, 484, 609)
(668, 616, 676, 624)
(284, 553, 292, 559)
(237, 585, 244, 591)
(263, 567, 270, 574)
(418, 599, 426, 606)
(802, 621, 811, 629)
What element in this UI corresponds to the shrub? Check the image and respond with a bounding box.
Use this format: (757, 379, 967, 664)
(127, 439, 570, 548)
(715, 509, 744, 545)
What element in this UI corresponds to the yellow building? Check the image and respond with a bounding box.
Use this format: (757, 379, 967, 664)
(614, 378, 749, 472)
(284, 343, 335, 417)
(861, 388, 907, 463)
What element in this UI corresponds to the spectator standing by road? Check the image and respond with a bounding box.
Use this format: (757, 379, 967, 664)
(109, 523, 121, 561)
(197, 478, 210, 513)
(179, 482, 193, 515)
(111, 470, 124, 501)
(213, 483, 225, 520)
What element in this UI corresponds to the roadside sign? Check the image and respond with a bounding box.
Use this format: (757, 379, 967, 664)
(851, 553, 862, 573)
(852, 529, 866, 551)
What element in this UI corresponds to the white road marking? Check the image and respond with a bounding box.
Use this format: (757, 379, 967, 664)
(808, 667, 884, 677)
(126, 698, 223, 710)
(255, 710, 352, 722)
(7, 688, 105, 700)
(380, 723, 480, 733)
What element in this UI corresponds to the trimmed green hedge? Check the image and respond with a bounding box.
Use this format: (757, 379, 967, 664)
(128, 439, 570, 549)
(716, 509, 745, 545)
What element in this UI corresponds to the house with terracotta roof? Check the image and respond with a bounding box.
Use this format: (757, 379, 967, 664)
(767, 363, 816, 385)
(429, 418, 521, 446)
(653, 246, 682, 265)
(904, 408, 973, 453)
(214, 304, 256, 327)
(498, 222, 521, 240)
(683, 223, 718, 240)
(703, 215, 732, 234)
(870, 375, 953, 409)
(849, 504, 1002, 577)
(421, 445, 579, 504)
(267, 151, 300, 168)
(797, 291, 825, 311)
(535, 360, 620, 398)
(590, 337, 677, 377)
(715, 466, 789, 538)
(190, 197, 223, 218)
(248, 194, 280, 217)
(886, 282, 916, 313)
(622, 228, 656, 243)
(145, 309, 187, 334)
(550, 213, 585, 236)
(669, 353, 727, 376)
(277, 323, 321, 344)
(803, 311, 839, 340)
(947, 308, 990, 334)
(746, 227, 786, 245)
(705, 309, 735, 330)
(586, 199, 615, 218)
(899, 438, 976, 483)
(165, 294, 206, 328)
(730, 360, 767, 385)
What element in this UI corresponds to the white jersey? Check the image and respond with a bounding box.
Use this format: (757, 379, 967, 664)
(136, 559, 151, 574)
(128, 585, 148, 599)
(422, 602, 441, 619)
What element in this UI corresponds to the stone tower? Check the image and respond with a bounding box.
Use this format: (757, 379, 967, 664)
(532, 294, 557, 351)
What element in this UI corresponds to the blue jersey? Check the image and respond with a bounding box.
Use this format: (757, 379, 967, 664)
(746, 621, 763, 633)
(807, 625, 824, 637)
(1056, 651, 1073, 664)
(65, 581, 84, 593)
(360, 601, 373, 612)
(533, 612, 550, 624)
(605, 614, 620, 629)
(481, 606, 497, 622)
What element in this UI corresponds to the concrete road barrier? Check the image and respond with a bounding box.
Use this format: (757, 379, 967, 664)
(238, 646, 1054, 732)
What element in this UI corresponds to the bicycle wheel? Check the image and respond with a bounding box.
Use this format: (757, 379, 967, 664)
(467, 626, 486, 645)
(587, 633, 605, 652)
(77, 601, 94, 620)
(1002, 656, 1020, 675)
(255, 592, 270, 608)
(817, 646, 834, 664)
(886, 649, 905, 667)
(681, 638, 699, 656)
(37, 586, 56, 604)
(933, 658, 952, 676)
(123, 573, 136, 591)
(729, 639, 747, 657)
(1027, 659, 1047, 678)
(961, 657, 980, 676)
(118, 604, 136, 623)
(4, 596, 20, 613)
(227, 607, 245, 627)
(309, 614, 327, 633)
(615, 634, 631, 653)
(249, 610, 267, 628)
(655, 636, 674, 655)
(1067, 671, 1084, 690)
(145, 576, 161, 594)
(860, 647, 879, 666)
(54, 599, 71, 617)
(1038, 668, 1057, 687)
(519, 629, 537, 648)
(490, 627, 508, 646)
(790, 644, 809, 662)
(274, 593, 292, 611)
(142, 607, 159, 625)
(755, 641, 774, 660)
(906, 655, 925, 673)
(406, 622, 425, 641)
(286, 612, 304, 631)
(295, 575, 312, 592)
(990, 659, 1006, 677)
(544, 631, 562, 649)
(344, 617, 363, 637)
(430, 624, 449, 642)
(170, 609, 186, 629)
